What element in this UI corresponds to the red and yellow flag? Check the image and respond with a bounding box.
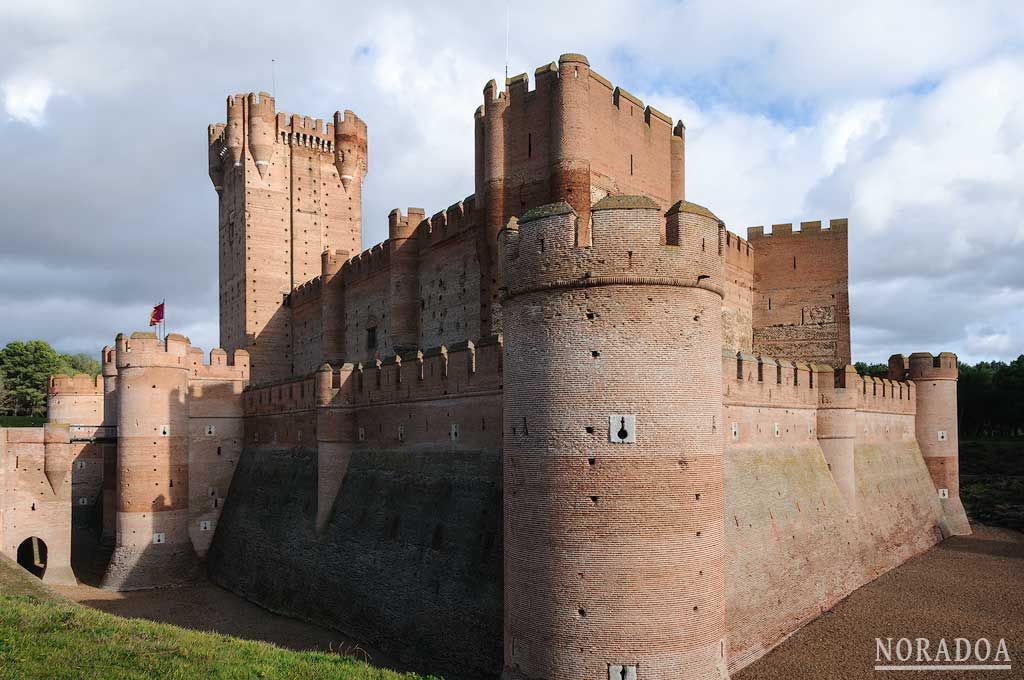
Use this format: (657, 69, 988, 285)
(149, 301, 165, 326)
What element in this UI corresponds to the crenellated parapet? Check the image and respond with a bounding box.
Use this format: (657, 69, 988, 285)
(48, 373, 103, 396)
(47, 373, 105, 428)
(209, 93, 367, 184)
(244, 375, 317, 417)
(115, 331, 192, 370)
(500, 197, 724, 302)
(420, 197, 479, 248)
(721, 350, 820, 409)
(747, 218, 848, 240)
(187, 347, 250, 383)
(340, 242, 391, 286)
(854, 374, 916, 415)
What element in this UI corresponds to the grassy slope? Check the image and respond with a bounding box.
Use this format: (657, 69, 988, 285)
(0, 556, 439, 680)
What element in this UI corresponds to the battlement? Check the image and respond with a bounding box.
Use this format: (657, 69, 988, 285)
(244, 374, 317, 416)
(483, 54, 678, 137)
(289, 276, 323, 308)
(724, 229, 753, 266)
(210, 95, 369, 188)
(722, 350, 819, 409)
(721, 349, 916, 416)
(319, 336, 504, 409)
(113, 332, 248, 380)
(187, 346, 250, 382)
(420, 197, 479, 247)
(747, 218, 848, 239)
(500, 197, 724, 300)
(907, 351, 958, 381)
(48, 373, 103, 396)
(855, 373, 916, 414)
(340, 242, 391, 285)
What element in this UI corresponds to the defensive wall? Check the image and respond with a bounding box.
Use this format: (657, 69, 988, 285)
(204, 200, 965, 679)
(208, 337, 504, 680)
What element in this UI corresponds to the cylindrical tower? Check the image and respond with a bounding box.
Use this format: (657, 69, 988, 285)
(101, 332, 198, 590)
(551, 54, 592, 234)
(247, 92, 275, 178)
(671, 121, 686, 206)
(815, 365, 858, 506)
(907, 351, 970, 536)
(320, 249, 350, 366)
(479, 79, 509, 335)
(500, 196, 728, 680)
(101, 345, 119, 544)
(225, 94, 245, 167)
(388, 208, 423, 353)
(46, 374, 104, 426)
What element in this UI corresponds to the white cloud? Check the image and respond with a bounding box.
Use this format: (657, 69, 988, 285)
(2, 78, 55, 126)
(0, 1, 1022, 364)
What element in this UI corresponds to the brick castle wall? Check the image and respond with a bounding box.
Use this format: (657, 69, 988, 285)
(748, 220, 850, 366)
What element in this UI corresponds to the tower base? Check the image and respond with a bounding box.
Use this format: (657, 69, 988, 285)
(100, 543, 199, 591)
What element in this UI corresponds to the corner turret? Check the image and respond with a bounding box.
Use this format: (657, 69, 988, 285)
(334, 110, 367, 192)
(101, 332, 199, 590)
(904, 352, 970, 535)
(247, 92, 275, 178)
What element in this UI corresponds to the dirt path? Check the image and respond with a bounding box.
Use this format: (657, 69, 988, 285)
(736, 524, 1024, 680)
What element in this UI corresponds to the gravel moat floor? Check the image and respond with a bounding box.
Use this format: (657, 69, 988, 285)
(736, 524, 1024, 680)
(53, 525, 1022, 680)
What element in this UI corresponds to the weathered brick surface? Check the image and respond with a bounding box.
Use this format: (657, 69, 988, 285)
(501, 203, 728, 680)
(207, 446, 503, 680)
(0, 425, 76, 585)
(210, 97, 366, 382)
(748, 221, 850, 366)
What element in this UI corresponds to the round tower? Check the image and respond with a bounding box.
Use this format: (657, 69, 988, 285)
(247, 92, 276, 178)
(225, 94, 245, 167)
(334, 109, 368, 192)
(101, 332, 198, 590)
(47, 373, 104, 426)
(479, 78, 509, 335)
(907, 352, 970, 536)
(551, 54, 592, 231)
(500, 196, 728, 680)
(101, 345, 119, 544)
(388, 208, 423, 353)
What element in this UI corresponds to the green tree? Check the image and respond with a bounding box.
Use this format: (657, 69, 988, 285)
(0, 341, 62, 416)
(57, 352, 101, 378)
(854, 361, 889, 378)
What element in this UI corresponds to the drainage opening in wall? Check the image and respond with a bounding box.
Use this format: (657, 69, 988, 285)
(17, 536, 47, 579)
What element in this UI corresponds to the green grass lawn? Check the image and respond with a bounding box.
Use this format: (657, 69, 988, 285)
(0, 556, 441, 680)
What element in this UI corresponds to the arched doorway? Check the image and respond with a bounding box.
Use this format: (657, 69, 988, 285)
(16, 537, 47, 579)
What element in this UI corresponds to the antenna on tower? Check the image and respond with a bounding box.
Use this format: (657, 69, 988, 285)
(504, 3, 510, 81)
(271, 58, 277, 97)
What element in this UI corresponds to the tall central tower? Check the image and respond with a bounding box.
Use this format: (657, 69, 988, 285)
(209, 94, 367, 382)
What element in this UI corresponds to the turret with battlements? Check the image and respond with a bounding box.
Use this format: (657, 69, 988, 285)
(209, 94, 367, 383)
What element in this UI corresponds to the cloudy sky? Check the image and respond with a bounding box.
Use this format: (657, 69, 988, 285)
(1, 1, 1022, 364)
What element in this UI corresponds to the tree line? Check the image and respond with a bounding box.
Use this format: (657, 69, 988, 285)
(856, 357, 1024, 439)
(0, 341, 100, 417)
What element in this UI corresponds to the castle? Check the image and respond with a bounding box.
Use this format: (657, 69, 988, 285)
(0, 54, 969, 680)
